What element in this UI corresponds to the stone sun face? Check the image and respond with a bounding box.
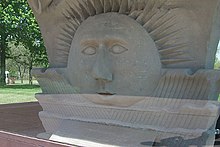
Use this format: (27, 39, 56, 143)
(55, 0, 192, 96)
(65, 13, 161, 96)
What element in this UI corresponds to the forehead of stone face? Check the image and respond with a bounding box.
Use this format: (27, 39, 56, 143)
(69, 12, 161, 66)
(71, 13, 161, 57)
(78, 13, 131, 38)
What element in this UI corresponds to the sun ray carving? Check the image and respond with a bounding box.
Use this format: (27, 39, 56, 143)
(57, 0, 191, 67)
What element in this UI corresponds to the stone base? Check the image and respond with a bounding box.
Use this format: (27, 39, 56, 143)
(48, 120, 215, 147)
(49, 120, 158, 147)
(36, 94, 219, 146)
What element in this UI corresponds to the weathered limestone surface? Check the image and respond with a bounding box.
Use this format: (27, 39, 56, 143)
(28, 0, 220, 146)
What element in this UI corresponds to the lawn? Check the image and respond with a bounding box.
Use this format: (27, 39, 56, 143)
(0, 82, 41, 104)
(0, 80, 219, 104)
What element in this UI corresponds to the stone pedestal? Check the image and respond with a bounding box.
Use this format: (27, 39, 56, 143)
(35, 94, 219, 146)
(28, 0, 220, 146)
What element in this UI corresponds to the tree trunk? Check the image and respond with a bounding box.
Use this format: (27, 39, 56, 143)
(17, 65, 23, 84)
(0, 31, 6, 86)
(29, 57, 33, 85)
(21, 66, 26, 84)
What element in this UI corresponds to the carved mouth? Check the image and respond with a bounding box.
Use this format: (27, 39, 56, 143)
(97, 92, 115, 96)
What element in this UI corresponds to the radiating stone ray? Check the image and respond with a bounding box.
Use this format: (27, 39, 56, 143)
(142, 9, 164, 26)
(137, 0, 166, 22)
(57, 37, 72, 47)
(119, 0, 128, 14)
(129, 10, 143, 19)
(127, 0, 134, 12)
(144, 0, 156, 12)
(153, 28, 182, 44)
(100, 0, 104, 7)
(65, 23, 77, 32)
(68, 19, 80, 30)
(68, 0, 89, 21)
(159, 27, 181, 38)
(130, 1, 138, 13)
(57, 35, 73, 45)
(56, 0, 191, 66)
(60, 25, 75, 37)
(62, 7, 75, 20)
(77, 1, 90, 20)
(60, 32, 72, 41)
(159, 0, 168, 8)
(142, 9, 159, 28)
(86, 0, 96, 16)
(162, 51, 185, 58)
(57, 42, 71, 49)
(148, 15, 176, 35)
(112, 0, 120, 12)
(137, 0, 146, 10)
(62, 25, 76, 36)
(144, 11, 169, 31)
(56, 45, 70, 56)
(158, 44, 187, 54)
(93, 0, 104, 14)
(66, 2, 82, 22)
(103, 0, 111, 13)
(161, 59, 191, 65)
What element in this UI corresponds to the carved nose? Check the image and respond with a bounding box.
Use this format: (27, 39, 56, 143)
(92, 47, 113, 82)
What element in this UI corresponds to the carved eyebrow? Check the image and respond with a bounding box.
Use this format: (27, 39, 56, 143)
(80, 39, 128, 48)
(81, 40, 98, 47)
(105, 39, 127, 47)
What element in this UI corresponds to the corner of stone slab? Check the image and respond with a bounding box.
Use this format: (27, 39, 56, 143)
(37, 132, 52, 140)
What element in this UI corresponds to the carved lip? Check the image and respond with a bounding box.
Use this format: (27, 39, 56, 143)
(97, 92, 115, 96)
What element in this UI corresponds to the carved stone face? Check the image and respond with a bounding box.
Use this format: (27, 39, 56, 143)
(66, 13, 161, 96)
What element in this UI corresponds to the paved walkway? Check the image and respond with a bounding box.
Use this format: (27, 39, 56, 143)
(0, 131, 71, 147)
(0, 102, 44, 137)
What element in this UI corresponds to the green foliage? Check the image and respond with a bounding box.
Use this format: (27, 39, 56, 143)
(215, 41, 220, 69)
(0, 0, 48, 85)
(0, 0, 29, 40)
(1, 0, 48, 65)
(215, 58, 220, 69)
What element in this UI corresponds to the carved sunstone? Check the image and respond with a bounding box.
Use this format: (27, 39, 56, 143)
(65, 13, 161, 96)
(29, 0, 220, 146)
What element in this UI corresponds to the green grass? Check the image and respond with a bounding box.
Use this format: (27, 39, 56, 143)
(0, 82, 41, 104)
(1, 80, 219, 104)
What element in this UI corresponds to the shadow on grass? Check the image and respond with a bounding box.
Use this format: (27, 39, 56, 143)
(0, 84, 40, 89)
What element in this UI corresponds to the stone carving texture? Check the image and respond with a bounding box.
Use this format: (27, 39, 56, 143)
(28, 0, 220, 146)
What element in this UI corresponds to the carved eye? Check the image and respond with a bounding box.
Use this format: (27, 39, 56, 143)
(82, 47, 96, 55)
(109, 45, 128, 54)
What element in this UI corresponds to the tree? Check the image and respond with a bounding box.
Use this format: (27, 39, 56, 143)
(14, 1, 48, 84)
(7, 41, 48, 84)
(214, 40, 220, 69)
(0, 0, 48, 85)
(215, 58, 220, 69)
(0, 0, 26, 85)
(7, 42, 30, 83)
(0, 2, 8, 86)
